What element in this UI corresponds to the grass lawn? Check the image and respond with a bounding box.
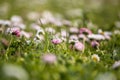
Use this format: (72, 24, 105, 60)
(0, 0, 120, 80)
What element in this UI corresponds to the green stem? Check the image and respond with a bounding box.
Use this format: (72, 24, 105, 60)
(5, 36, 13, 60)
(82, 38, 85, 53)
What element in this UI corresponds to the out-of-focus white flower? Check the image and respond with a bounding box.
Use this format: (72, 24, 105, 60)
(27, 12, 40, 21)
(51, 38, 62, 45)
(26, 40, 31, 45)
(21, 31, 32, 39)
(69, 39, 79, 44)
(0, 20, 11, 28)
(38, 18, 48, 25)
(42, 11, 55, 23)
(78, 34, 88, 41)
(104, 35, 111, 40)
(69, 27, 79, 34)
(98, 29, 112, 40)
(4, 20, 11, 27)
(30, 23, 42, 31)
(78, 34, 86, 39)
(45, 27, 56, 34)
(42, 54, 57, 64)
(70, 35, 78, 40)
(42, 12, 63, 26)
(36, 29, 45, 35)
(104, 32, 112, 36)
(34, 35, 44, 44)
(54, 32, 61, 39)
(12, 22, 26, 30)
(74, 42, 85, 51)
(88, 34, 105, 40)
(112, 60, 120, 69)
(11, 15, 23, 23)
(34, 39, 42, 44)
(115, 21, 120, 28)
(61, 37, 67, 42)
(35, 34, 44, 41)
(98, 29, 112, 36)
(62, 20, 72, 26)
(91, 54, 100, 62)
(17, 23, 26, 30)
(114, 30, 120, 34)
(53, 20, 63, 27)
(98, 29, 103, 34)
(42, 11, 53, 19)
(5, 27, 11, 33)
(61, 30, 69, 37)
(41, 11, 62, 26)
(2, 64, 29, 80)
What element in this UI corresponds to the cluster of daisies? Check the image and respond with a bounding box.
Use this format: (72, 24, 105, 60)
(0, 15, 32, 38)
(0, 11, 120, 63)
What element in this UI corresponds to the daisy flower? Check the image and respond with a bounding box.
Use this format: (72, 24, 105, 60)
(42, 54, 57, 64)
(91, 40, 99, 48)
(79, 28, 92, 35)
(91, 54, 100, 62)
(51, 38, 62, 45)
(74, 42, 85, 51)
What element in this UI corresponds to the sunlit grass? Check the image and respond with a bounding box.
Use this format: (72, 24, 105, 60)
(0, 0, 120, 80)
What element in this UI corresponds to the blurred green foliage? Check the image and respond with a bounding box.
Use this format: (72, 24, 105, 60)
(0, 0, 120, 80)
(0, 0, 120, 30)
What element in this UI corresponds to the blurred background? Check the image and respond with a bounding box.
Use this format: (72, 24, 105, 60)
(0, 0, 120, 30)
(0, 1, 120, 80)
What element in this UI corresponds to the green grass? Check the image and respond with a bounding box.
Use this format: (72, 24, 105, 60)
(0, 0, 120, 80)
